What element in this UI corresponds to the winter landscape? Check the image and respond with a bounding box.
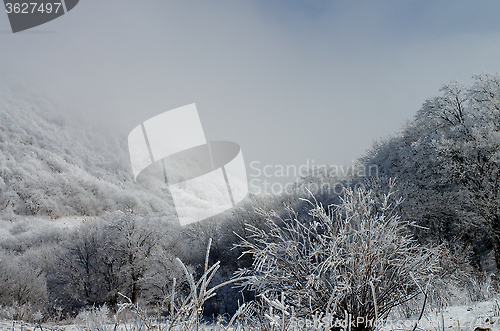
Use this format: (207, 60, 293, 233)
(3, 1, 500, 331)
(3, 73, 500, 330)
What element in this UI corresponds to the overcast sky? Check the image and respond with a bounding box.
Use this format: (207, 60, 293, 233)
(2, 0, 500, 185)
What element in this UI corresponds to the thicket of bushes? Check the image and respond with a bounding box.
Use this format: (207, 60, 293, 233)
(1, 184, 491, 331)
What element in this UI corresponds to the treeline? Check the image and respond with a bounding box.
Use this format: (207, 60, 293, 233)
(0, 189, 303, 321)
(362, 73, 500, 272)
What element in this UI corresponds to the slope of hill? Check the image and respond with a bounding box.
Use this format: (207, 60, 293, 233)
(0, 84, 174, 219)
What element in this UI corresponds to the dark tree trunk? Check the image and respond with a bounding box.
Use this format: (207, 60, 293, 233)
(491, 216, 500, 271)
(463, 232, 482, 272)
(492, 236, 500, 272)
(471, 244, 483, 272)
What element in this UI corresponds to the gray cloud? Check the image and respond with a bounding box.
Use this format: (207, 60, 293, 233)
(1, 0, 500, 185)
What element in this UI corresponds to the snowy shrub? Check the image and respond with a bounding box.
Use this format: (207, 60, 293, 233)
(75, 305, 113, 331)
(0, 251, 47, 315)
(424, 242, 492, 308)
(111, 238, 249, 331)
(235, 185, 441, 331)
(0, 302, 43, 323)
(48, 214, 183, 312)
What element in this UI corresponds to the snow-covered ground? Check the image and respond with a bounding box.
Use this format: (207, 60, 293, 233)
(0, 319, 78, 331)
(383, 300, 500, 331)
(49, 216, 88, 229)
(2, 300, 500, 331)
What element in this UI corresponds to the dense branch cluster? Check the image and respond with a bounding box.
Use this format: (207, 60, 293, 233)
(236, 185, 441, 330)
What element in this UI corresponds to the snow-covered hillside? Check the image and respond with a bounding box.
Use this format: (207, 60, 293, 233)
(0, 85, 174, 219)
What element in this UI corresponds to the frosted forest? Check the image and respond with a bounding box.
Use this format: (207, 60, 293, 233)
(2, 73, 500, 330)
